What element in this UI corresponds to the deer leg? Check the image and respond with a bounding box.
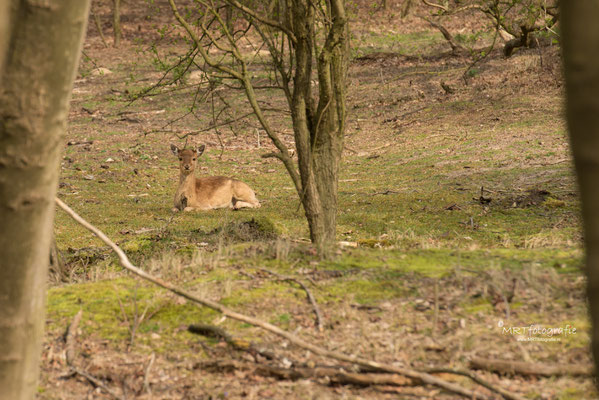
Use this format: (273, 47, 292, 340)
(233, 201, 259, 209)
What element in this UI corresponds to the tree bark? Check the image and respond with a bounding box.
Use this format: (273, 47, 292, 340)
(561, 1, 599, 388)
(290, 0, 348, 254)
(0, 1, 90, 398)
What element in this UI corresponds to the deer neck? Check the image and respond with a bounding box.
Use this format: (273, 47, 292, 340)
(179, 172, 196, 194)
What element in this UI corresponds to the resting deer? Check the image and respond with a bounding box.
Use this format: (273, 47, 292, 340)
(170, 144, 261, 212)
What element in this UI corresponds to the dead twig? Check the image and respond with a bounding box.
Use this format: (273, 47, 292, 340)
(71, 366, 125, 400)
(470, 357, 594, 377)
(419, 15, 467, 55)
(63, 309, 124, 400)
(421, 0, 448, 12)
(67, 140, 94, 146)
(370, 190, 401, 196)
(55, 197, 517, 400)
(143, 353, 155, 396)
(188, 324, 278, 361)
(65, 309, 83, 366)
(260, 268, 324, 332)
(115, 284, 151, 349)
(432, 280, 439, 336)
(425, 367, 527, 400)
(538, 158, 570, 166)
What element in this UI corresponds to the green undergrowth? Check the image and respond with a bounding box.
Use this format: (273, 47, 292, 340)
(46, 241, 584, 354)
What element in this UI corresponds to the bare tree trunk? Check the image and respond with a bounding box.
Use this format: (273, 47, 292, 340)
(401, 0, 413, 18)
(93, 9, 109, 48)
(49, 235, 67, 282)
(290, 0, 348, 254)
(113, 0, 121, 47)
(561, 1, 599, 387)
(0, 1, 90, 398)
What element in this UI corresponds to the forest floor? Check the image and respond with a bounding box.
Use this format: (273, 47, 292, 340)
(40, 1, 596, 399)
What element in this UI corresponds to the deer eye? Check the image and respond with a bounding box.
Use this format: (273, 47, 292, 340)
(192, 158, 196, 161)
(179, 157, 182, 161)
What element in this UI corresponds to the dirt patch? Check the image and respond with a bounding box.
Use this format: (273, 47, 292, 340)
(500, 189, 551, 208)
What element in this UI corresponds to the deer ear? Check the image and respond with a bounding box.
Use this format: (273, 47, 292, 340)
(197, 145, 206, 157)
(170, 144, 179, 156)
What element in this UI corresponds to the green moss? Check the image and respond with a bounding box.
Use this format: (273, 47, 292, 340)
(325, 278, 404, 304)
(544, 197, 566, 208)
(46, 278, 217, 349)
(121, 236, 154, 253)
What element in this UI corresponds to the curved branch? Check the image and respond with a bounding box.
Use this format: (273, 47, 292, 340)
(261, 152, 301, 192)
(222, 0, 297, 43)
(422, 0, 448, 13)
(425, 368, 527, 400)
(419, 16, 467, 55)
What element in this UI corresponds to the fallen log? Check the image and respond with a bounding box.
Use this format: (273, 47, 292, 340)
(195, 359, 415, 387)
(470, 357, 594, 377)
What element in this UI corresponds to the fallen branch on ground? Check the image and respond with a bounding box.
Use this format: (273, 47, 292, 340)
(196, 359, 415, 387)
(188, 323, 278, 361)
(69, 367, 124, 400)
(55, 197, 524, 400)
(470, 357, 594, 377)
(370, 190, 401, 196)
(67, 140, 94, 146)
(64, 309, 82, 366)
(63, 309, 124, 400)
(419, 16, 468, 56)
(425, 367, 526, 400)
(143, 353, 155, 396)
(260, 268, 324, 332)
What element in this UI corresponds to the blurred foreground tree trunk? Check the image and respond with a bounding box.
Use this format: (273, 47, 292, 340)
(561, 1, 599, 386)
(0, 1, 90, 398)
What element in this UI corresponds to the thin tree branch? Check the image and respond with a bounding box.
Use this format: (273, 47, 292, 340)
(419, 16, 467, 55)
(71, 367, 124, 400)
(167, 0, 243, 79)
(425, 367, 527, 400)
(221, 0, 297, 43)
(63, 309, 124, 400)
(260, 268, 324, 332)
(421, 0, 448, 12)
(143, 353, 155, 395)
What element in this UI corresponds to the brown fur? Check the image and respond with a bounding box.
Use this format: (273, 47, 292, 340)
(171, 144, 261, 211)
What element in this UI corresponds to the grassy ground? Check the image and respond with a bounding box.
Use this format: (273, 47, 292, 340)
(41, 1, 594, 399)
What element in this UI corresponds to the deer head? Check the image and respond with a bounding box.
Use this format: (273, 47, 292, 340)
(171, 144, 205, 175)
